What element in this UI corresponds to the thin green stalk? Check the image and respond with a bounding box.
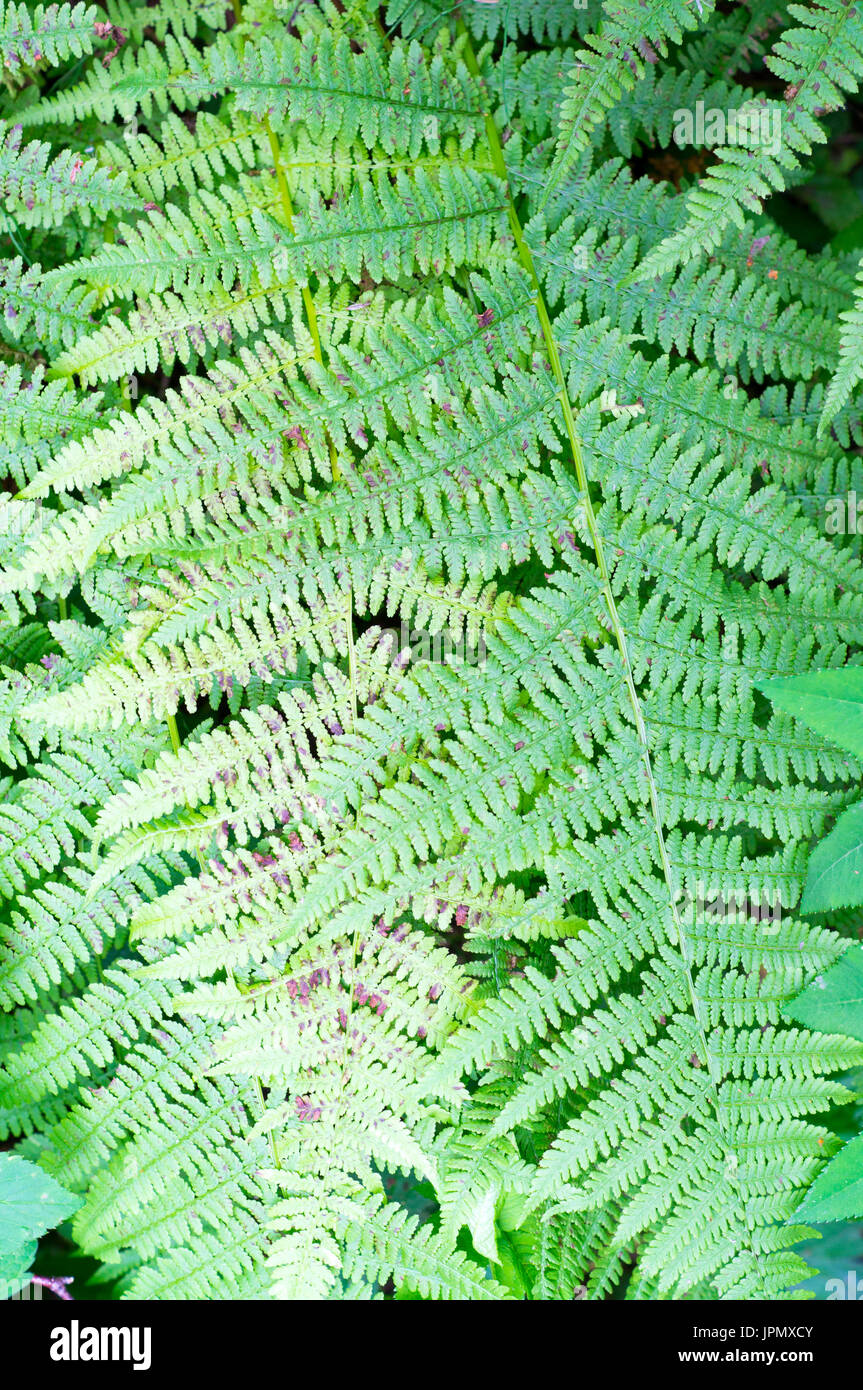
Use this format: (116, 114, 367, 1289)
(166, 712, 181, 756)
(254, 40, 358, 735)
(173, 0, 336, 1169)
(166, 705, 279, 1166)
(458, 23, 764, 1278)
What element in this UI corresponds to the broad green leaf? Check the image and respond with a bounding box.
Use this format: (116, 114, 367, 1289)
(0, 1240, 36, 1297)
(756, 669, 863, 759)
(785, 947, 863, 1038)
(797, 1134, 863, 1223)
(802, 802, 863, 913)
(465, 1187, 498, 1264)
(0, 1153, 81, 1293)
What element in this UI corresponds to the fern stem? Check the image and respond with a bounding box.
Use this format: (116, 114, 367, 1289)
(262, 115, 331, 438)
(344, 588, 358, 729)
(258, 59, 359, 741)
(166, 713, 181, 756)
(164, 705, 280, 1168)
(458, 25, 763, 1274)
(206, 0, 342, 1179)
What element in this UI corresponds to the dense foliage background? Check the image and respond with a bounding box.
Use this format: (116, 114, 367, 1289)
(3, 0, 863, 1301)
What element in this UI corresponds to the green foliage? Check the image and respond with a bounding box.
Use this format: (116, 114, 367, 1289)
(0, 1, 97, 73)
(760, 670, 863, 911)
(638, 0, 863, 277)
(787, 945, 863, 1042)
(1, 0, 863, 1305)
(796, 1133, 863, 1223)
(786, 950, 863, 1223)
(0, 1152, 79, 1293)
(759, 670, 863, 760)
(821, 255, 863, 432)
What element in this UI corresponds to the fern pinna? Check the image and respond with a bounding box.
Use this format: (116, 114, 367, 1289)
(1, 0, 863, 1302)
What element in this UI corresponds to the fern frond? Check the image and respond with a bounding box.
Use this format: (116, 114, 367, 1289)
(132, 30, 485, 161)
(820, 253, 863, 433)
(0, 0, 97, 72)
(49, 168, 508, 300)
(639, 0, 863, 276)
(3, 0, 863, 1306)
(0, 122, 141, 230)
(15, 31, 203, 128)
(543, 0, 718, 203)
(0, 257, 96, 350)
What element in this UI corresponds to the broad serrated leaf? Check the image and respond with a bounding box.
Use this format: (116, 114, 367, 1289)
(785, 947, 863, 1039)
(797, 1134, 863, 1224)
(802, 802, 863, 913)
(0, 1153, 80, 1291)
(757, 670, 863, 760)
